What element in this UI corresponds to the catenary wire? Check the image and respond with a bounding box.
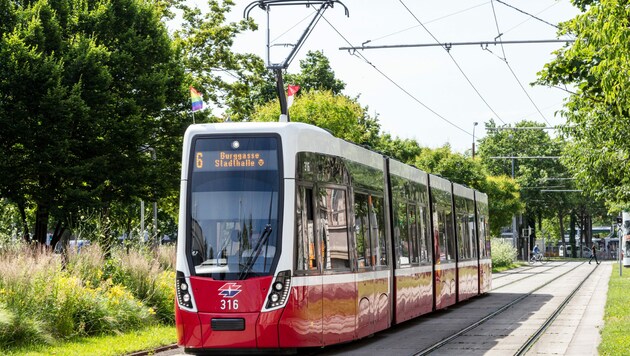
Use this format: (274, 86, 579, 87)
(366, 1, 490, 44)
(490, 0, 551, 125)
(398, 0, 506, 124)
(321, 15, 473, 137)
(495, 0, 559, 29)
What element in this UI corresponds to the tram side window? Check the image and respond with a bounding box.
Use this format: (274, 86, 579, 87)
(409, 204, 421, 264)
(435, 209, 455, 262)
(319, 187, 350, 270)
(395, 201, 411, 266)
(477, 202, 490, 259)
(355, 193, 388, 268)
(419, 205, 430, 262)
(296, 186, 317, 271)
(355, 194, 372, 268)
(468, 206, 478, 259)
(446, 209, 456, 261)
(371, 195, 388, 267)
(455, 198, 470, 260)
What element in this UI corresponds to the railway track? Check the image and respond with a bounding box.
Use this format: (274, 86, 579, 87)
(416, 261, 598, 355)
(308, 261, 601, 356)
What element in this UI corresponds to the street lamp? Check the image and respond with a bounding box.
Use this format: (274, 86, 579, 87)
(472, 122, 478, 159)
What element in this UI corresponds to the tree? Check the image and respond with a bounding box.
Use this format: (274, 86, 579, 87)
(478, 120, 571, 239)
(252, 90, 381, 147)
(482, 176, 524, 237)
(415, 145, 486, 190)
(0, 0, 187, 248)
(174, 0, 272, 122)
(284, 50, 346, 95)
(414, 144, 522, 234)
(536, 0, 630, 211)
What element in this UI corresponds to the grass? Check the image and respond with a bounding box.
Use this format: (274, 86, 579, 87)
(2, 325, 177, 356)
(599, 264, 630, 355)
(492, 262, 524, 273)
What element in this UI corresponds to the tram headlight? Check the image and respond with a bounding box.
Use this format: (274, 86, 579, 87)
(269, 293, 280, 303)
(176, 271, 193, 309)
(266, 270, 291, 309)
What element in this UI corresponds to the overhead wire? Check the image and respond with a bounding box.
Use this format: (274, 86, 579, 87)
(490, 0, 551, 125)
(501, 1, 560, 35)
(366, 1, 490, 45)
(398, 0, 507, 124)
(495, 0, 559, 30)
(321, 15, 473, 137)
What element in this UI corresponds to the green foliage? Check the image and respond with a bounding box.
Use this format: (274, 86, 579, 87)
(175, 0, 268, 122)
(253, 90, 381, 147)
(491, 238, 518, 268)
(5, 325, 176, 356)
(599, 263, 630, 355)
(284, 50, 346, 95)
(482, 176, 524, 236)
(0, 0, 188, 244)
(415, 145, 486, 190)
(536, 0, 630, 210)
(0, 243, 176, 351)
(0, 304, 51, 349)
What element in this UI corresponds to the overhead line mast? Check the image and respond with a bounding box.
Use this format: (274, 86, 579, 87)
(245, 0, 349, 122)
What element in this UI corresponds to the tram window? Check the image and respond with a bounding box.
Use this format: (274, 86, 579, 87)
(446, 209, 456, 261)
(477, 203, 490, 258)
(435, 209, 455, 262)
(355, 194, 371, 268)
(319, 187, 350, 270)
(419, 206, 430, 262)
(468, 211, 478, 259)
(372, 196, 388, 267)
(395, 202, 411, 266)
(296, 186, 317, 271)
(355, 193, 388, 268)
(409, 205, 420, 264)
(457, 211, 470, 260)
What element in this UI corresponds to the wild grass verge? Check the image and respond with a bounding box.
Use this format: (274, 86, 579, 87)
(0, 243, 175, 352)
(599, 264, 630, 355)
(2, 324, 176, 356)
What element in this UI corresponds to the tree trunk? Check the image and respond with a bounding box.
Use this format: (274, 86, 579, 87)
(49, 220, 66, 252)
(18, 201, 30, 242)
(570, 212, 576, 258)
(559, 210, 566, 255)
(34, 204, 49, 245)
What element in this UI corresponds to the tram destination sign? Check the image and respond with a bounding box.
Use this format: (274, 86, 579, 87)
(194, 150, 278, 171)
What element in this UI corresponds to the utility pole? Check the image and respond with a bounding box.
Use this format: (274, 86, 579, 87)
(245, 0, 348, 122)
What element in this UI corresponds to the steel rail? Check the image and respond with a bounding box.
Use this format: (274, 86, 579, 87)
(413, 261, 589, 356)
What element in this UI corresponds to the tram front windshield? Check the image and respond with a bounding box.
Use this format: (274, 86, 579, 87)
(189, 136, 280, 280)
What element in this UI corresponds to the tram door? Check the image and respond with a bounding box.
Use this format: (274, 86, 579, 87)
(294, 186, 323, 346)
(319, 187, 356, 344)
(354, 193, 388, 338)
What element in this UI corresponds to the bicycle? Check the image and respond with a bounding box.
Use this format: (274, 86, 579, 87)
(529, 252, 548, 264)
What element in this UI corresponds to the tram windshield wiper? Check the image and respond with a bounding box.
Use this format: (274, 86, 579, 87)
(238, 224, 272, 280)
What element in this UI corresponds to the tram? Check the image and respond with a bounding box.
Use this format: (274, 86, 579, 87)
(175, 122, 491, 353)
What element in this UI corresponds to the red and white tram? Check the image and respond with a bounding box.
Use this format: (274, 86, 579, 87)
(175, 122, 491, 353)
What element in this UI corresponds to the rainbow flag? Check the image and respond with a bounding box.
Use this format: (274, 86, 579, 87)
(190, 86, 203, 112)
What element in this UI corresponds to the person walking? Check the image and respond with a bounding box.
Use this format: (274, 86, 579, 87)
(589, 243, 600, 265)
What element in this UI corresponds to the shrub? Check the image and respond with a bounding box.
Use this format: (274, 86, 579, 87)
(0, 302, 52, 348)
(0, 243, 175, 350)
(491, 238, 517, 268)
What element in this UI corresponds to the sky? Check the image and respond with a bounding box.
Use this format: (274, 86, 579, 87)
(223, 0, 580, 152)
